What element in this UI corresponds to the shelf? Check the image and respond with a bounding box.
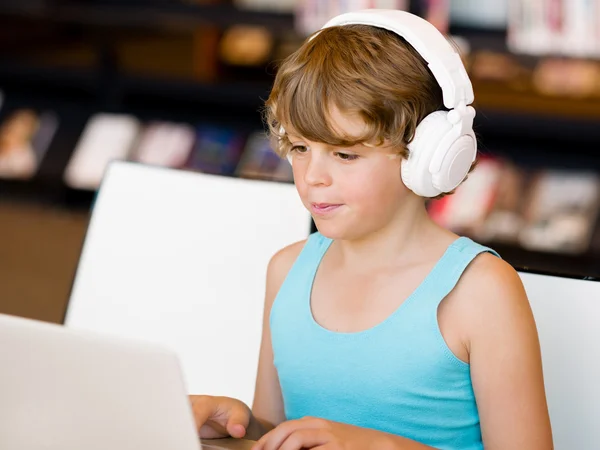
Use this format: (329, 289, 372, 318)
(0, 1, 296, 34)
(473, 81, 600, 121)
(1, 63, 597, 147)
(479, 241, 600, 280)
(120, 74, 272, 110)
(473, 107, 600, 170)
(450, 24, 509, 53)
(0, 62, 98, 94)
(0, 60, 272, 119)
(1, 8, 599, 280)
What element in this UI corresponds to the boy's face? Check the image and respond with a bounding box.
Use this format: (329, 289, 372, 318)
(287, 107, 415, 240)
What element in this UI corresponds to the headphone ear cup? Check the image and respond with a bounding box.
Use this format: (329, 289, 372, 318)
(432, 131, 476, 194)
(402, 111, 452, 197)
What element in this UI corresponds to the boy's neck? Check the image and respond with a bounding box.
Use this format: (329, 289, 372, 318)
(332, 200, 453, 272)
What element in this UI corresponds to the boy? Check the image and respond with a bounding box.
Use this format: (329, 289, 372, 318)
(192, 10, 553, 450)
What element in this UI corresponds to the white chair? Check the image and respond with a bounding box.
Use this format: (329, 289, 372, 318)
(65, 161, 311, 407)
(519, 271, 600, 450)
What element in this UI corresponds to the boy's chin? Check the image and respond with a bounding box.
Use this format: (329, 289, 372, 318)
(313, 220, 351, 241)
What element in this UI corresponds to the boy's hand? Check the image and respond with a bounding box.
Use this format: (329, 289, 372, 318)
(190, 395, 251, 439)
(250, 417, 392, 450)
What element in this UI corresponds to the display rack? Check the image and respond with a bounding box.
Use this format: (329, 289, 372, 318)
(1, 2, 599, 278)
(0, 1, 295, 33)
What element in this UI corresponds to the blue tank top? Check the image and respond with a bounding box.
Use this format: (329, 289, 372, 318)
(270, 232, 500, 450)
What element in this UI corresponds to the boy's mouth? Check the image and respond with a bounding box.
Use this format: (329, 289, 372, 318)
(310, 203, 343, 215)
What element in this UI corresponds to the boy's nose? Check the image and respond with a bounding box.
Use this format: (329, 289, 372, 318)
(303, 154, 332, 187)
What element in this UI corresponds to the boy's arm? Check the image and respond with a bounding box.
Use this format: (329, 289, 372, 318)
(465, 254, 553, 449)
(247, 240, 307, 441)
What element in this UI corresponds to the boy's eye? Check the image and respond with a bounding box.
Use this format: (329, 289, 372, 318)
(335, 152, 359, 161)
(290, 145, 308, 153)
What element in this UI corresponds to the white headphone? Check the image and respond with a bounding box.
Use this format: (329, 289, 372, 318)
(308, 9, 477, 198)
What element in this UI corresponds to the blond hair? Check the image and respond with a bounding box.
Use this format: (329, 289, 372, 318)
(264, 24, 475, 198)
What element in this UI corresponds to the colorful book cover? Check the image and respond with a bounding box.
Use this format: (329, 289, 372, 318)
(427, 156, 503, 236)
(235, 131, 293, 182)
(132, 122, 195, 169)
(185, 125, 246, 176)
(475, 161, 530, 244)
(0, 108, 59, 180)
(64, 113, 140, 190)
(518, 170, 600, 254)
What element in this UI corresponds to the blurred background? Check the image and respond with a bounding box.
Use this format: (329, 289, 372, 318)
(1, 0, 599, 324)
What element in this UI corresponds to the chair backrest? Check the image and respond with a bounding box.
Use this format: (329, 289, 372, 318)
(518, 271, 600, 450)
(65, 161, 311, 407)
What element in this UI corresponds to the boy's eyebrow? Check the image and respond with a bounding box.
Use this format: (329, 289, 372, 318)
(286, 133, 304, 142)
(286, 133, 363, 144)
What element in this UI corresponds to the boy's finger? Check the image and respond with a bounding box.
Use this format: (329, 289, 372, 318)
(191, 397, 218, 431)
(226, 407, 250, 438)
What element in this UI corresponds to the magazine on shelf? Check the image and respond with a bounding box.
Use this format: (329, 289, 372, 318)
(0, 108, 59, 180)
(428, 157, 600, 255)
(475, 161, 531, 245)
(131, 122, 195, 169)
(64, 113, 141, 190)
(295, 0, 409, 35)
(427, 156, 503, 236)
(508, 0, 600, 58)
(235, 131, 293, 182)
(518, 170, 600, 254)
(184, 125, 247, 176)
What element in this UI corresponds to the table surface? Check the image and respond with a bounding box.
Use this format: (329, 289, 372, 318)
(202, 438, 256, 450)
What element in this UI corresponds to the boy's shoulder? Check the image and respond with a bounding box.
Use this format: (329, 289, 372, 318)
(450, 248, 530, 331)
(264, 237, 314, 308)
(266, 237, 309, 287)
(270, 239, 306, 267)
(463, 250, 519, 289)
(268, 232, 326, 273)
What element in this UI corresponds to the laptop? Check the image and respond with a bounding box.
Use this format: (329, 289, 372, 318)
(0, 312, 256, 450)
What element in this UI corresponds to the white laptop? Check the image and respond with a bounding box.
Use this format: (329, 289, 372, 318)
(3, 273, 600, 450)
(0, 312, 255, 450)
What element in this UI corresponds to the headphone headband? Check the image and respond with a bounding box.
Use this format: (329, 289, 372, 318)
(319, 9, 474, 110)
